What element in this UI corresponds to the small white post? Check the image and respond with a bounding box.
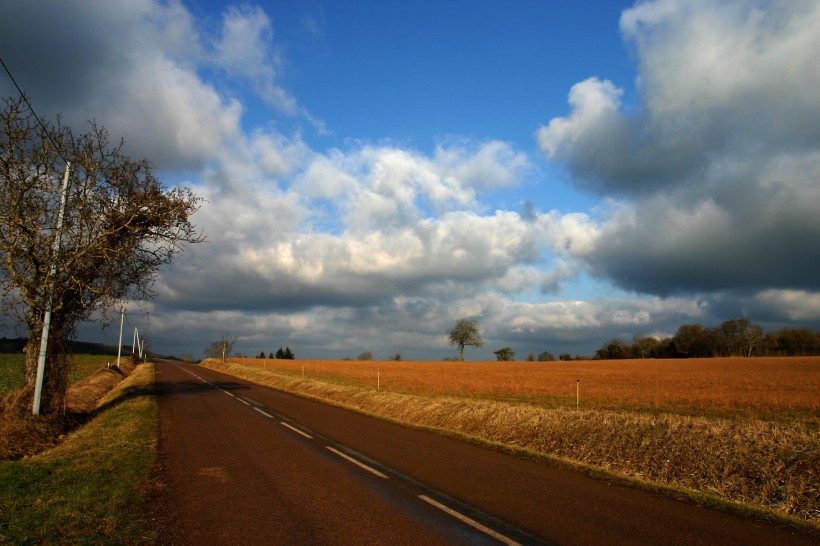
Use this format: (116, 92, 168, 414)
(576, 379, 580, 410)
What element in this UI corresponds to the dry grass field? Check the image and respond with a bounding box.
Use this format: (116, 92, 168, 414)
(210, 356, 819, 525)
(231, 356, 819, 421)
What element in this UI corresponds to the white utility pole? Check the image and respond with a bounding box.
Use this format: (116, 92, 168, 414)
(133, 327, 145, 360)
(33, 162, 71, 415)
(116, 308, 125, 369)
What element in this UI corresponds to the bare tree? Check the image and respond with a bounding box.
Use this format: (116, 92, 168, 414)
(0, 96, 204, 413)
(447, 318, 483, 361)
(720, 319, 763, 357)
(632, 334, 659, 359)
(204, 334, 238, 361)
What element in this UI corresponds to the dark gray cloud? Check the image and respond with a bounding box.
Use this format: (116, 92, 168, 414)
(539, 0, 820, 306)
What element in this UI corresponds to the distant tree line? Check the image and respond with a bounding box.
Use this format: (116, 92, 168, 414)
(257, 347, 295, 359)
(595, 319, 820, 360)
(524, 351, 578, 362)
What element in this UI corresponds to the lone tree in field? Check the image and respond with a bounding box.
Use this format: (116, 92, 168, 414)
(0, 96, 204, 414)
(204, 335, 238, 361)
(447, 318, 483, 361)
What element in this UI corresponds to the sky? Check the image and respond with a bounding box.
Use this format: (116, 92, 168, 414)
(1, 0, 819, 360)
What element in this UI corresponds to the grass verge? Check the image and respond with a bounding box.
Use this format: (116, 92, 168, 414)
(0, 363, 158, 545)
(0, 354, 118, 395)
(0, 355, 24, 393)
(202, 359, 819, 532)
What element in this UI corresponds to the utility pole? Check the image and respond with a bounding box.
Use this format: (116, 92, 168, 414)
(116, 308, 125, 369)
(133, 327, 145, 360)
(33, 162, 71, 415)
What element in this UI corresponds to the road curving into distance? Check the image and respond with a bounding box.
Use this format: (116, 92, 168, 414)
(152, 360, 817, 545)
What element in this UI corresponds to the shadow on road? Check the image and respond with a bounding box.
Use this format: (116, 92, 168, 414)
(154, 379, 249, 398)
(91, 367, 249, 420)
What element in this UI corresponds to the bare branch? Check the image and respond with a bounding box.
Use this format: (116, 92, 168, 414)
(0, 95, 204, 412)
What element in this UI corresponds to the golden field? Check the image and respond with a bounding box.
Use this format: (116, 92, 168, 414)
(209, 356, 819, 526)
(231, 356, 819, 420)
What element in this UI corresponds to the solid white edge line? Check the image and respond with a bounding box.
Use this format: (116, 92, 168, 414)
(418, 495, 521, 546)
(254, 407, 273, 419)
(280, 421, 313, 439)
(325, 447, 388, 479)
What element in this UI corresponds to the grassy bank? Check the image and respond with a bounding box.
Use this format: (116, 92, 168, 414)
(203, 359, 819, 529)
(0, 363, 158, 544)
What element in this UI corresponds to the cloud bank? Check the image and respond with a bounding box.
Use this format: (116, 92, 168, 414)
(538, 0, 820, 308)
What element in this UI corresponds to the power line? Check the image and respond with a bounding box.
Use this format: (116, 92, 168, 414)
(2, 54, 74, 414)
(0, 54, 66, 163)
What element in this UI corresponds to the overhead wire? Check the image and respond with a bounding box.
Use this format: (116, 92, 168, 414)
(3, 54, 155, 358)
(0, 54, 67, 164)
(123, 308, 150, 349)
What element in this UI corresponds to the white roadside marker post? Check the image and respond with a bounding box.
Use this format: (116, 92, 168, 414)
(576, 379, 580, 410)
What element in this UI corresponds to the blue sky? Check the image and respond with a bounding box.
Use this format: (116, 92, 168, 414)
(281, 2, 634, 147)
(2, 1, 819, 360)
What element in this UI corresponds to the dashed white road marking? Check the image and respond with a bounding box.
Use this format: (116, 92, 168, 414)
(280, 421, 314, 439)
(326, 447, 388, 479)
(173, 363, 526, 544)
(254, 407, 273, 418)
(418, 495, 522, 546)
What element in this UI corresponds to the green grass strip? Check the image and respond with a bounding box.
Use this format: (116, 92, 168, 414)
(0, 355, 25, 394)
(0, 363, 158, 545)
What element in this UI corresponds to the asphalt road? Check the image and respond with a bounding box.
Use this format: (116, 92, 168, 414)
(152, 361, 817, 545)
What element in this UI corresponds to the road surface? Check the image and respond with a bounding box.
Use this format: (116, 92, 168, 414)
(152, 360, 817, 545)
